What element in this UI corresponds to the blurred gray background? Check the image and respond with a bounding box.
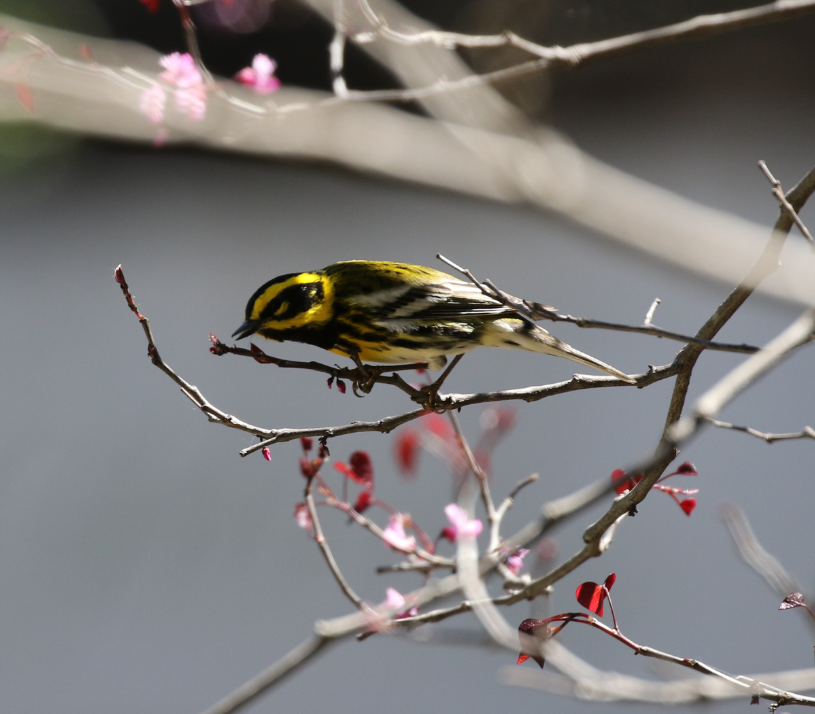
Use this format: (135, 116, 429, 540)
(0, 1, 814, 713)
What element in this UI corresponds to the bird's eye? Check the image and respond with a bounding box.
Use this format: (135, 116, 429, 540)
(274, 301, 289, 316)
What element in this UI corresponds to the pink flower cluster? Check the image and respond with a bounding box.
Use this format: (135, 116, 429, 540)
(235, 54, 281, 94)
(139, 52, 207, 126)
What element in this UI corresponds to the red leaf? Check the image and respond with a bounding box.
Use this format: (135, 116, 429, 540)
(300, 457, 314, 478)
(300, 437, 313, 453)
(611, 469, 642, 495)
(394, 429, 421, 477)
(424, 412, 453, 439)
(249, 343, 273, 363)
(679, 498, 696, 516)
(336, 379, 346, 394)
(353, 491, 372, 514)
(604, 573, 617, 591)
(780, 593, 805, 610)
(517, 618, 546, 668)
(15, 84, 35, 113)
(576, 581, 607, 616)
(349, 451, 373, 488)
(114, 264, 126, 285)
(675, 461, 698, 476)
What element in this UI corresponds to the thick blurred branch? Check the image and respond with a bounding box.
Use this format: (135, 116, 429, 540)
(3, 16, 815, 305)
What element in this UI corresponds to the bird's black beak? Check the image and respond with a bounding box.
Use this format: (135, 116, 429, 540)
(232, 319, 261, 340)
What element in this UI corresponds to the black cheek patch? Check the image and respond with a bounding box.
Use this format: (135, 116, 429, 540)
(266, 282, 323, 322)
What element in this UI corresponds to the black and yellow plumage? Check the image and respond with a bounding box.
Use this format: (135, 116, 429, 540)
(233, 260, 634, 382)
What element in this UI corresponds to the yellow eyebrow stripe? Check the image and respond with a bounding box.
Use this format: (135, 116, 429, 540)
(251, 272, 333, 328)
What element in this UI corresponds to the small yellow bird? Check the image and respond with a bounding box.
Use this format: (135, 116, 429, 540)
(233, 260, 634, 382)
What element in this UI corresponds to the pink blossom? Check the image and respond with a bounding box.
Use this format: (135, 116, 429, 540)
(384, 587, 406, 611)
(139, 83, 166, 125)
(159, 52, 202, 88)
(157, 52, 207, 122)
(382, 514, 416, 551)
(443, 504, 483, 541)
(235, 53, 281, 94)
(383, 587, 418, 619)
(174, 83, 207, 122)
(294, 503, 312, 533)
(506, 548, 530, 576)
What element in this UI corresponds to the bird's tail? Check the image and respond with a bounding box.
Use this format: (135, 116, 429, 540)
(486, 320, 636, 384)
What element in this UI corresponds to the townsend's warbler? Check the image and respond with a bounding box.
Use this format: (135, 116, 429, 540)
(232, 260, 634, 382)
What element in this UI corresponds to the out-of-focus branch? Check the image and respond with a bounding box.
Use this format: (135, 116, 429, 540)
(718, 503, 800, 599)
(198, 635, 333, 714)
(5, 16, 815, 306)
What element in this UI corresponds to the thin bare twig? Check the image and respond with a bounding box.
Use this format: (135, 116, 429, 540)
(759, 160, 815, 248)
(437, 254, 759, 354)
(348, 0, 815, 103)
(643, 298, 661, 327)
(305, 479, 364, 608)
(707, 419, 815, 444)
(504, 640, 815, 707)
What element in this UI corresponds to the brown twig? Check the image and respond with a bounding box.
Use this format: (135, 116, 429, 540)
(304, 478, 364, 608)
(707, 419, 815, 444)
(436, 254, 759, 354)
(759, 160, 815, 248)
(346, 0, 815, 103)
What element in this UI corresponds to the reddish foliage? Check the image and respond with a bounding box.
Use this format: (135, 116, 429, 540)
(674, 461, 698, 475)
(394, 429, 421, 477)
(300, 437, 313, 453)
(353, 491, 372, 514)
(611, 469, 642, 495)
(349, 451, 373, 488)
(300, 457, 319, 478)
(423, 412, 453, 439)
(575, 573, 615, 616)
(249, 343, 274, 363)
(516, 619, 545, 668)
(334, 451, 374, 489)
(679, 498, 696, 516)
(114, 265, 126, 285)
